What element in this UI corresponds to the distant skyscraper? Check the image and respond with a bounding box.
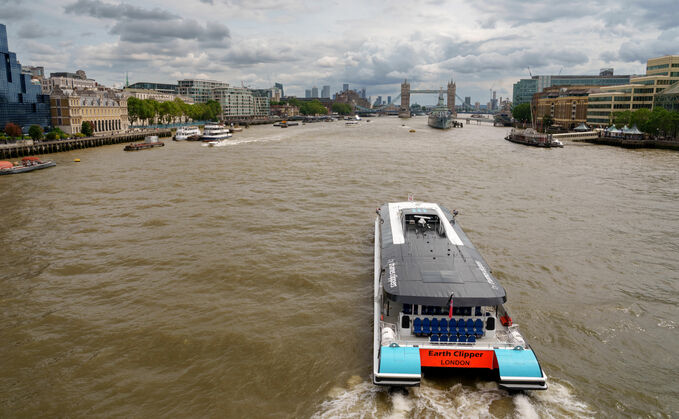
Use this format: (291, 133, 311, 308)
(387, 96, 391, 104)
(321, 85, 330, 98)
(275, 82, 284, 98)
(465, 96, 471, 105)
(305, 89, 311, 98)
(360, 88, 366, 99)
(311, 86, 318, 97)
(343, 83, 349, 92)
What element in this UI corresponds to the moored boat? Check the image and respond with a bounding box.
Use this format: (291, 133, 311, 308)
(427, 92, 455, 129)
(0, 156, 56, 175)
(505, 128, 563, 148)
(174, 126, 201, 141)
(373, 201, 547, 390)
(124, 135, 165, 151)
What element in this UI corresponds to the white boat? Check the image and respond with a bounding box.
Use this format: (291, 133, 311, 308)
(174, 126, 201, 141)
(201, 124, 232, 146)
(373, 201, 547, 390)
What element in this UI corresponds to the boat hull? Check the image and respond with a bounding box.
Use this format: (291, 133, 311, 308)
(428, 115, 454, 129)
(0, 161, 56, 175)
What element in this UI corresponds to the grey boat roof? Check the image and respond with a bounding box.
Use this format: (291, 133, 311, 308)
(378, 202, 506, 307)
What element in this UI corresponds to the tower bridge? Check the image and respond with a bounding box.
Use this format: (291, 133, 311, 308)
(397, 79, 457, 118)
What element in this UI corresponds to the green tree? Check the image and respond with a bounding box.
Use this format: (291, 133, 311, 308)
(81, 121, 94, 136)
(127, 97, 142, 125)
(332, 102, 352, 115)
(613, 110, 633, 127)
(28, 125, 44, 140)
(300, 100, 328, 115)
(542, 114, 554, 131)
(206, 100, 222, 121)
(4, 122, 22, 138)
(512, 103, 532, 123)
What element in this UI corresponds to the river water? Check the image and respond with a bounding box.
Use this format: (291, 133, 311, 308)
(1, 117, 677, 418)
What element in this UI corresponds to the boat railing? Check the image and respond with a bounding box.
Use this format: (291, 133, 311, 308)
(383, 320, 521, 350)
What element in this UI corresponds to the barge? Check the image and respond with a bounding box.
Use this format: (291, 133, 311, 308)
(373, 201, 547, 390)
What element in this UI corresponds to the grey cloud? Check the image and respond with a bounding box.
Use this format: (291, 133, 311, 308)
(615, 28, 679, 63)
(110, 20, 230, 44)
(64, 0, 178, 20)
(17, 24, 61, 39)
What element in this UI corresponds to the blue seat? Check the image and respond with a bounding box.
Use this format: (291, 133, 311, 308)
(468, 335, 476, 343)
(430, 318, 439, 334)
(449, 334, 458, 343)
(430, 334, 439, 342)
(439, 318, 448, 334)
(422, 318, 431, 335)
(474, 319, 483, 330)
(413, 318, 422, 335)
(466, 318, 474, 329)
(403, 303, 412, 314)
(457, 318, 466, 328)
(449, 325, 457, 335)
(439, 334, 448, 343)
(458, 335, 467, 343)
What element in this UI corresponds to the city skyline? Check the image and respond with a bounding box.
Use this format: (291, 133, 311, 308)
(3, 0, 678, 104)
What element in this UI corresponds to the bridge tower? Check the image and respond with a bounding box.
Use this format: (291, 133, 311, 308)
(399, 79, 411, 118)
(447, 80, 456, 116)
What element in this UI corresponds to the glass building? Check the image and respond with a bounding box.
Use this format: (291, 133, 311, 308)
(513, 73, 631, 107)
(0, 24, 50, 130)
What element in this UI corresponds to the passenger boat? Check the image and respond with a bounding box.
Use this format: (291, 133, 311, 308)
(427, 92, 454, 129)
(124, 135, 164, 151)
(201, 124, 232, 146)
(373, 201, 547, 390)
(174, 126, 201, 141)
(505, 128, 563, 148)
(0, 156, 56, 175)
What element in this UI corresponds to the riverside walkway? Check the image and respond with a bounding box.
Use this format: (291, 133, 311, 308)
(0, 130, 172, 159)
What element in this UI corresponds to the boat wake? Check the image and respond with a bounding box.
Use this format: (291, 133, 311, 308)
(312, 376, 593, 418)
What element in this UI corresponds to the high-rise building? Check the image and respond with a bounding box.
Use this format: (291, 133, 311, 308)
(360, 88, 366, 99)
(274, 82, 284, 98)
(0, 24, 50, 129)
(178, 79, 229, 103)
(321, 85, 330, 98)
(465, 96, 471, 106)
(305, 89, 311, 98)
(343, 83, 349, 92)
(387, 96, 391, 104)
(513, 71, 632, 106)
(311, 86, 318, 98)
(126, 82, 178, 94)
(587, 55, 679, 126)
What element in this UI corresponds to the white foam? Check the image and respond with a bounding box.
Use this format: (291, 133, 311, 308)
(313, 378, 593, 418)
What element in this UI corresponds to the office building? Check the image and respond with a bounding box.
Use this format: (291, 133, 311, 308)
(50, 87, 129, 134)
(587, 55, 679, 126)
(126, 82, 178, 94)
(513, 70, 631, 106)
(178, 79, 229, 103)
(213, 86, 270, 120)
(0, 23, 50, 130)
(311, 86, 318, 98)
(274, 82, 284, 98)
(305, 89, 311, 98)
(343, 83, 349, 92)
(654, 81, 679, 112)
(534, 86, 599, 130)
(321, 85, 330, 98)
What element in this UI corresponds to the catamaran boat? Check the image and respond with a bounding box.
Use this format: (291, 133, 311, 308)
(201, 124, 232, 146)
(174, 126, 201, 141)
(373, 201, 548, 390)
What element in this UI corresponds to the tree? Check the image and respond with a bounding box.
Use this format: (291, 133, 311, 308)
(205, 100, 221, 121)
(127, 97, 142, 125)
(332, 102, 352, 115)
(512, 103, 532, 123)
(81, 121, 94, 136)
(28, 125, 44, 140)
(4, 122, 22, 138)
(299, 100, 328, 115)
(613, 110, 633, 127)
(542, 114, 554, 131)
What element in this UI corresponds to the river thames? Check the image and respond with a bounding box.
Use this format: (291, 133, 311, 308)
(1, 117, 677, 417)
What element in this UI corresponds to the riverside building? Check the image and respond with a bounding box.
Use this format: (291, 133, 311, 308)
(0, 23, 51, 130)
(586, 55, 679, 127)
(178, 79, 229, 103)
(212, 86, 270, 120)
(533, 86, 599, 130)
(50, 87, 129, 135)
(513, 71, 631, 106)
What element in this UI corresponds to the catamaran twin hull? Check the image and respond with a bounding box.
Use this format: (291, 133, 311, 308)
(373, 202, 547, 390)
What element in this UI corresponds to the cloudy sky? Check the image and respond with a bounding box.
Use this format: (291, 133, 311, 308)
(3, 0, 678, 104)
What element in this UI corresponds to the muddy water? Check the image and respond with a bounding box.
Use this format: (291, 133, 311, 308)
(1, 117, 677, 417)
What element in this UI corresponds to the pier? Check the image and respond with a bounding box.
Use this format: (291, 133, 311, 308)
(0, 130, 172, 159)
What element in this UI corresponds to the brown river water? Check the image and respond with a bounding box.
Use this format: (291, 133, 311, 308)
(1, 117, 677, 418)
